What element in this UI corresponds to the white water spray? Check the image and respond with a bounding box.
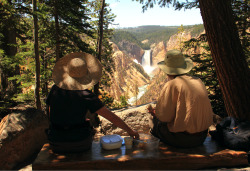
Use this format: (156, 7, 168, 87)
(141, 50, 155, 75)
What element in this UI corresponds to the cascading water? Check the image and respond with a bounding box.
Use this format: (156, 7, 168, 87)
(128, 50, 155, 105)
(141, 50, 155, 75)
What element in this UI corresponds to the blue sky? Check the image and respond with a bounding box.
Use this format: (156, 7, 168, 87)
(106, 0, 203, 28)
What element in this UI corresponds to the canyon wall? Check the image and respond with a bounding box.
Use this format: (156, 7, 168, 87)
(103, 43, 149, 102)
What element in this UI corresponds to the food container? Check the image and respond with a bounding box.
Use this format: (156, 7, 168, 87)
(100, 134, 123, 150)
(133, 133, 160, 150)
(124, 136, 133, 149)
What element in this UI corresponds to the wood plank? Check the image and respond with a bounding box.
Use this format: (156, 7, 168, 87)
(33, 137, 248, 170)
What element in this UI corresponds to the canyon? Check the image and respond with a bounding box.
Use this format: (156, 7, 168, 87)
(104, 28, 205, 106)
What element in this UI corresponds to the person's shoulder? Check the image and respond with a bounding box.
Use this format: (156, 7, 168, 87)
(178, 74, 199, 80)
(79, 89, 97, 96)
(169, 75, 193, 86)
(50, 84, 58, 91)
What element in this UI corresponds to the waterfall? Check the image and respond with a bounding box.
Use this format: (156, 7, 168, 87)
(141, 50, 155, 75)
(128, 50, 155, 105)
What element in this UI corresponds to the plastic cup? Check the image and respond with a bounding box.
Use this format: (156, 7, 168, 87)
(124, 137, 133, 149)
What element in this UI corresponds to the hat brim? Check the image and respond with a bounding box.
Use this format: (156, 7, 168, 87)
(157, 58, 193, 75)
(52, 52, 102, 90)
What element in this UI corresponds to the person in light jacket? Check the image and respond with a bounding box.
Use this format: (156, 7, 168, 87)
(148, 49, 213, 148)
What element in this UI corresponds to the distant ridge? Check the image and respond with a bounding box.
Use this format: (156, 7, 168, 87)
(111, 24, 204, 49)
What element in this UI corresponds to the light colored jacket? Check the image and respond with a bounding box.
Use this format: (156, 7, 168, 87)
(155, 75, 213, 133)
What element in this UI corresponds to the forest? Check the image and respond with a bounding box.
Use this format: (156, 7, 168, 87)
(0, 0, 249, 121)
(111, 24, 204, 50)
(0, 0, 116, 112)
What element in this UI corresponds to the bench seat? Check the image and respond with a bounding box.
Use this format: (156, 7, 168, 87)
(32, 137, 248, 170)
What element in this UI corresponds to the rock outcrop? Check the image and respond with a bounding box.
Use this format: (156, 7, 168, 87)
(0, 106, 49, 170)
(96, 103, 156, 137)
(166, 31, 192, 51)
(151, 41, 167, 67)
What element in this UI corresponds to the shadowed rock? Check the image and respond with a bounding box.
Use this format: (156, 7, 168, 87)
(0, 106, 49, 169)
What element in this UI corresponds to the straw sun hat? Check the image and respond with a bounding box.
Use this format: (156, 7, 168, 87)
(157, 49, 193, 75)
(52, 52, 102, 90)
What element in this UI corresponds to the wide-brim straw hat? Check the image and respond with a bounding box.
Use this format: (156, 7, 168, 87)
(52, 52, 102, 90)
(157, 49, 193, 75)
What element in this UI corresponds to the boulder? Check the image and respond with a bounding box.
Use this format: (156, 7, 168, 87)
(98, 103, 155, 137)
(0, 106, 49, 169)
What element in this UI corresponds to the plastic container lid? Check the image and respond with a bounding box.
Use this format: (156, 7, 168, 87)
(100, 134, 123, 150)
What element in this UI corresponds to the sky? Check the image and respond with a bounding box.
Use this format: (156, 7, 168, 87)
(105, 0, 203, 28)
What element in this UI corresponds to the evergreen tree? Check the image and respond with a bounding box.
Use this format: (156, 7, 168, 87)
(0, 1, 29, 101)
(232, 0, 249, 59)
(184, 35, 227, 118)
(1, 0, 96, 107)
(88, 0, 116, 96)
(37, 0, 95, 104)
(44, 0, 94, 57)
(177, 24, 184, 51)
(32, 0, 42, 109)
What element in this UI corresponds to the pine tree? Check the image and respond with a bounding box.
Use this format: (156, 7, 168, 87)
(88, 0, 116, 96)
(0, 1, 28, 101)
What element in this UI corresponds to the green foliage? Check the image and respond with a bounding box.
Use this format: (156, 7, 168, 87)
(184, 36, 227, 117)
(45, 0, 94, 55)
(133, 0, 199, 12)
(112, 25, 204, 50)
(88, 1, 116, 94)
(99, 92, 114, 107)
(118, 25, 179, 47)
(12, 89, 35, 103)
(232, 0, 250, 61)
(120, 95, 128, 107)
(184, 24, 204, 37)
(111, 30, 144, 50)
(0, 0, 116, 108)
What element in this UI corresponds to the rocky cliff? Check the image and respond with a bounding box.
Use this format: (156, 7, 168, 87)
(151, 41, 167, 67)
(103, 43, 150, 102)
(117, 40, 145, 64)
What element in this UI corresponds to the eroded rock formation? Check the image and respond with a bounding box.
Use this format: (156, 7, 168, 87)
(103, 43, 150, 101)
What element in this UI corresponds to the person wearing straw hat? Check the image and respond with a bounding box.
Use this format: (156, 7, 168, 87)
(147, 49, 213, 148)
(46, 52, 139, 153)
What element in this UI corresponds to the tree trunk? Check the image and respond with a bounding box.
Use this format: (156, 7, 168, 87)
(94, 0, 105, 95)
(33, 0, 42, 110)
(198, 0, 250, 121)
(41, 50, 48, 97)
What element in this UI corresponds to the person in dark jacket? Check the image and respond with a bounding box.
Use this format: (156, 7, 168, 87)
(46, 52, 139, 153)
